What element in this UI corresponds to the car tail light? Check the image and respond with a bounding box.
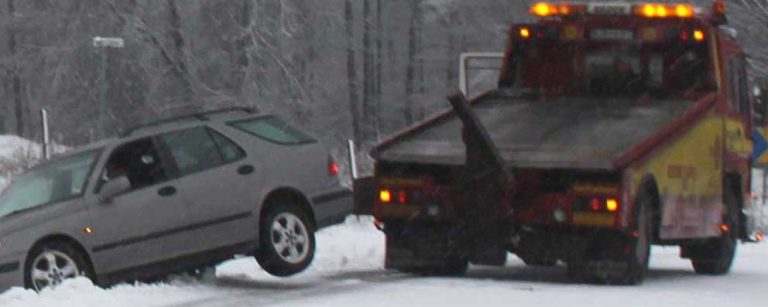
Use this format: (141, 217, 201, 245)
(328, 156, 340, 177)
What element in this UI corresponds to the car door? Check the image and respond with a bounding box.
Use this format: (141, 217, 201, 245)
(158, 126, 259, 253)
(85, 137, 192, 274)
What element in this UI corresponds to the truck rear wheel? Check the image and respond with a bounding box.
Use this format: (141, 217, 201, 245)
(688, 181, 738, 275)
(521, 256, 557, 267)
(567, 191, 652, 285)
(619, 193, 653, 284)
(402, 258, 469, 277)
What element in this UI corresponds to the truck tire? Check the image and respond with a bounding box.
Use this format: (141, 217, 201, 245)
(256, 202, 316, 277)
(521, 257, 557, 267)
(689, 181, 738, 275)
(568, 191, 652, 285)
(403, 258, 469, 277)
(619, 192, 653, 284)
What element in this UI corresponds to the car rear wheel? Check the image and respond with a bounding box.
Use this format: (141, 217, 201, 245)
(256, 202, 316, 276)
(25, 241, 93, 292)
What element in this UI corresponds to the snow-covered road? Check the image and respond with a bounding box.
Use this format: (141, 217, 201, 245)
(1, 216, 766, 307)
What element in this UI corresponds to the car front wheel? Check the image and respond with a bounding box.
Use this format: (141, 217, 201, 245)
(25, 241, 93, 291)
(256, 203, 316, 276)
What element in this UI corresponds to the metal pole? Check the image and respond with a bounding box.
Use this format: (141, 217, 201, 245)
(348, 139, 358, 180)
(40, 109, 50, 160)
(98, 48, 107, 139)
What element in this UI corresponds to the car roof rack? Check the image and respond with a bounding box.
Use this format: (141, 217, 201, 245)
(119, 106, 258, 137)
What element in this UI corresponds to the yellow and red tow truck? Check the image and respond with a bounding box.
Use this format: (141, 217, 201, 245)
(357, 1, 765, 284)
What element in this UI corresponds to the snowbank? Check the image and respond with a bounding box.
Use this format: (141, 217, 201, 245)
(0, 135, 67, 190)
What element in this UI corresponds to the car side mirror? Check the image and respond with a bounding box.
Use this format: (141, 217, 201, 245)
(100, 176, 131, 203)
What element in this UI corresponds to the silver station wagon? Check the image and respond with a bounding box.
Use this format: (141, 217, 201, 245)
(0, 108, 352, 291)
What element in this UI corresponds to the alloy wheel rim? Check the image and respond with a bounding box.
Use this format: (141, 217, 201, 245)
(31, 250, 80, 291)
(271, 212, 310, 264)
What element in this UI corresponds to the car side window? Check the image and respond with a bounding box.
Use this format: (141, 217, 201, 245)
(208, 129, 246, 163)
(102, 138, 168, 191)
(160, 127, 231, 176)
(228, 116, 316, 145)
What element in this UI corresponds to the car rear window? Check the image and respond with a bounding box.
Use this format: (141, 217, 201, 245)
(229, 116, 315, 145)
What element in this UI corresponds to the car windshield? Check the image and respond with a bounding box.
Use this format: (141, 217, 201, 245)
(0, 150, 98, 219)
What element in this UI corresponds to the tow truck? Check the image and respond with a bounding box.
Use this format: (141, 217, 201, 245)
(356, 1, 765, 284)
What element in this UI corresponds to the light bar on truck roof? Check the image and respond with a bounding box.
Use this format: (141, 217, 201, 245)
(530, 2, 696, 19)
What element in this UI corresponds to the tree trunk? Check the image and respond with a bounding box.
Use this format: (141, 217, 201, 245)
(7, 0, 23, 136)
(361, 0, 373, 141)
(166, 0, 196, 107)
(345, 0, 362, 146)
(374, 0, 384, 139)
(404, 0, 422, 125)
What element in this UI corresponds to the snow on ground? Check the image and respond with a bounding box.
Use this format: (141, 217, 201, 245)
(1, 215, 767, 307)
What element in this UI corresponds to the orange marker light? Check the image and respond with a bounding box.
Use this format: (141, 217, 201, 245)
(379, 190, 392, 203)
(636, 3, 695, 18)
(720, 224, 730, 232)
(606, 198, 619, 212)
(641, 4, 656, 17)
(84, 226, 94, 234)
(520, 27, 531, 39)
(693, 30, 705, 41)
(756, 232, 764, 241)
(532, 2, 555, 17)
(674, 4, 694, 18)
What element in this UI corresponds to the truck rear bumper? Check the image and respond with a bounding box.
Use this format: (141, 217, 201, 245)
(512, 225, 629, 264)
(381, 219, 633, 269)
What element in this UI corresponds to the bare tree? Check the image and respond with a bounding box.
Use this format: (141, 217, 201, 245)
(6, 0, 23, 136)
(345, 0, 362, 146)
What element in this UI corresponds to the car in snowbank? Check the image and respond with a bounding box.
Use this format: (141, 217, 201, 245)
(0, 107, 352, 291)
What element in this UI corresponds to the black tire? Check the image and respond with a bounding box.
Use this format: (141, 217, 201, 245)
(521, 257, 557, 267)
(403, 258, 469, 277)
(569, 191, 652, 285)
(618, 192, 653, 285)
(24, 241, 94, 291)
(690, 237, 736, 275)
(690, 181, 738, 275)
(255, 201, 316, 277)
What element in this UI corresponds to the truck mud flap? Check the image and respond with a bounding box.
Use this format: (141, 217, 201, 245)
(353, 176, 376, 215)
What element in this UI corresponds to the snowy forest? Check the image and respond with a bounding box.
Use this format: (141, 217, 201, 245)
(0, 0, 765, 153)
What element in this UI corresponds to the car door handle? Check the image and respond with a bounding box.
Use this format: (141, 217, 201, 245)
(238, 165, 255, 175)
(158, 186, 177, 197)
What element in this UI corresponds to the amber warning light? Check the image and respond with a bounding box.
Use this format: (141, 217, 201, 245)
(530, 2, 696, 19)
(379, 190, 392, 203)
